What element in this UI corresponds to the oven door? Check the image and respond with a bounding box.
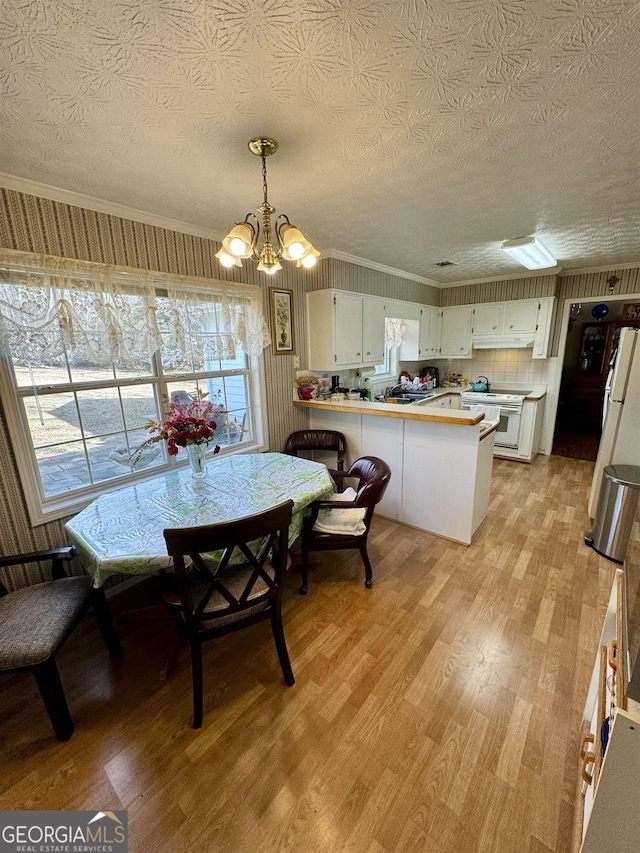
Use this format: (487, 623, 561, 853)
(493, 407, 522, 449)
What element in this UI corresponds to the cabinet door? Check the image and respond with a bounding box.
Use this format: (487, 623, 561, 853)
(439, 307, 472, 357)
(362, 297, 385, 364)
(504, 301, 539, 334)
(473, 304, 503, 336)
(428, 308, 441, 356)
(335, 293, 363, 365)
(532, 297, 554, 359)
(420, 307, 441, 357)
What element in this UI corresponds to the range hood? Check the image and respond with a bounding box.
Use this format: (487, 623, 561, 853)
(472, 337, 534, 350)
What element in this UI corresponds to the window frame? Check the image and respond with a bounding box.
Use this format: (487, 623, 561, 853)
(0, 308, 269, 528)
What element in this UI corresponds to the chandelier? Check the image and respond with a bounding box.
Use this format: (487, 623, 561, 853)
(216, 137, 320, 275)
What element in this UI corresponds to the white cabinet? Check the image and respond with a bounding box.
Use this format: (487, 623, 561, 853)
(532, 297, 554, 359)
(504, 300, 539, 334)
(473, 304, 504, 336)
(334, 292, 363, 365)
(471, 297, 555, 359)
(439, 306, 472, 358)
(419, 306, 441, 358)
(307, 290, 386, 370)
(362, 297, 386, 364)
(415, 394, 457, 409)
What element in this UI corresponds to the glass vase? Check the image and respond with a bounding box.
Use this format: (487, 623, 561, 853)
(187, 443, 207, 479)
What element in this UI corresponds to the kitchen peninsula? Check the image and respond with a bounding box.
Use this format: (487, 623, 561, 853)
(294, 398, 496, 544)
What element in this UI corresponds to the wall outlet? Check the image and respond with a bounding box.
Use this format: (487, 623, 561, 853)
(293, 356, 299, 368)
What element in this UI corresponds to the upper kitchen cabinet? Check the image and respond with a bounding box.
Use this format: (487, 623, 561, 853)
(397, 304, 441, 361)
(473, 304, 504, 336)
(307, 289, 385, 370)
(420, 306, 441, 358)
(471, 297, 555, 359)
(439, 306, 473, 357)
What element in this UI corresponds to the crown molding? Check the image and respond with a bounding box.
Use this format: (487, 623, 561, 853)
(441, 266, 563, 287)
(327, 250, 442, 287)
(0, 173, 226, 243)
(559, 260, 640, 277)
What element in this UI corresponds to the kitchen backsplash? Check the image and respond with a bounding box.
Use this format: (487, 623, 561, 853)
(400, 349, 559, 390)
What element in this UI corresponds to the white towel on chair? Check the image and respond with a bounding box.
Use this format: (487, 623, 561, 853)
(312, 487, 367, 536)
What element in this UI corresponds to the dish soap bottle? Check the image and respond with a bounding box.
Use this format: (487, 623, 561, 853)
(364, 377, 372, 401)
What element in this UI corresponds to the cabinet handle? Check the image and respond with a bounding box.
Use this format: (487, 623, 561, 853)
(509, 324, 514, 329)
(356, 352, 361, 356)
(459, 347, 464, 351)
(608, 639, 617, 671)
(366, 351, 370, 356)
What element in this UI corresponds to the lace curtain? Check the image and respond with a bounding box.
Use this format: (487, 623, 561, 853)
(0, 249, 270, 364)
(384, 317, 405, 349)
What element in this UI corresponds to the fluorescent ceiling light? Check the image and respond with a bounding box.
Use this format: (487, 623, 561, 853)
(501, 236, 556, 270)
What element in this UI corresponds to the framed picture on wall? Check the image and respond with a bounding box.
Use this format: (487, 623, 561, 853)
(269, 288, 296, 355)
(622, 303, 640, 320)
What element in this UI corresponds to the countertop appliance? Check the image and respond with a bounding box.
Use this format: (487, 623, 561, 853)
(460, 390, 528, 450)
(588, 327, 640, 518)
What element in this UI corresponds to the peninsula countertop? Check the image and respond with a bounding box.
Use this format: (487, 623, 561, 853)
(293, 398, 484, 426)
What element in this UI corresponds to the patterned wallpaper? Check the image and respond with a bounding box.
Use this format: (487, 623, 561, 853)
(439, 275, 558, 307)
(2, 0, 640, 282)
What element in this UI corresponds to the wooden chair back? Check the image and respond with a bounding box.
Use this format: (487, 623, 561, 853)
(284, 430, 347, 472)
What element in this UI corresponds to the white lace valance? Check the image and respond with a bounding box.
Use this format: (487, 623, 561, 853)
(385, 317, 405, 349)
(0, 249, 271, 364)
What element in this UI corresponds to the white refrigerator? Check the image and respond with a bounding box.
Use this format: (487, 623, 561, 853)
(588, 327, 640, 518)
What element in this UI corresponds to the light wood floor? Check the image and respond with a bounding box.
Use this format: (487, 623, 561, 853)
(0, 455, 619, 852)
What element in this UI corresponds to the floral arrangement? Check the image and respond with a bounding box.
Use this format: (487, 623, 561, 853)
(131, 389, 225, 466)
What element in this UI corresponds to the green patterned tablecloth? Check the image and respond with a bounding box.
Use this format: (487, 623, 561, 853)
(65, 453, 334, 586)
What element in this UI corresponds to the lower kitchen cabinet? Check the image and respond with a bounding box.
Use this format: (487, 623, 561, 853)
(305, 403, 494, 544)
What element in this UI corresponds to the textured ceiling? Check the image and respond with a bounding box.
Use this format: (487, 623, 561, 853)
(1, 0, 640, 284)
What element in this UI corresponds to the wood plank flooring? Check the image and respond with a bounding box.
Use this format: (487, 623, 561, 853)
(0, 455, 622, 852)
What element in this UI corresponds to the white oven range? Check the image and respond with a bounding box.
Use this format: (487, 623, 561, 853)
(460, 391, 528, 450)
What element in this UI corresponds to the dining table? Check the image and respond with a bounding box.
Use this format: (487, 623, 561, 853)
(65, 452, 335, 587)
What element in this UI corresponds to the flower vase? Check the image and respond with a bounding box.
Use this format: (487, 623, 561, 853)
(187, 443, 207, 479)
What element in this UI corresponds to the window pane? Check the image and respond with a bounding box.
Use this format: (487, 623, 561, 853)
(127, 428, 166, 472)
(23, 393, 82, 448)
(13, 356, 69, 388)
(86, 434, 143, 483)
(77, 389, 125, 437)
(120, 384, 161, 430)
(36, 442, 90, 496)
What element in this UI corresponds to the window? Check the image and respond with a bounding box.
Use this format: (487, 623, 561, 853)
(0, 251, 270, 524)
(373, 318, 401, 379)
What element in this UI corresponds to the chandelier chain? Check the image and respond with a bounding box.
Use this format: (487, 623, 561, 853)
(262, 153, 269, 207)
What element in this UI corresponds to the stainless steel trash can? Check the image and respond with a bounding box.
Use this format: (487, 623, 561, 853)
(587, 464, 640, 563)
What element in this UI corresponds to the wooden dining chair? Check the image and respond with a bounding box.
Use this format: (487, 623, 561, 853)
(0, 546, 120, 740)
(284, 429, 347, 487)
(299, 456, 391, 594)
(163, 500, 295, 728)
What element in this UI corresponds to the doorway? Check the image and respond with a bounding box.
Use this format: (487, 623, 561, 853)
(552, 299, 640, 461)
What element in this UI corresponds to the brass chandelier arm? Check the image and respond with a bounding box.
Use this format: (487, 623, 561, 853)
(274, 214, 292, 253)
(241, 213, 260, 258)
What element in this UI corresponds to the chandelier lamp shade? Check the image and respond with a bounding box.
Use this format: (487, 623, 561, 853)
(216, 137, 320, 275)
(501, 236, 556, 270)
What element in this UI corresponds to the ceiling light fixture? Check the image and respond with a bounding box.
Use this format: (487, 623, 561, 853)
(216, 137, 320, 275)
(501, 236, 556, 270)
